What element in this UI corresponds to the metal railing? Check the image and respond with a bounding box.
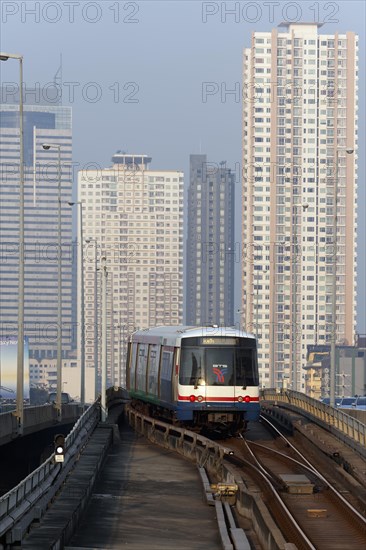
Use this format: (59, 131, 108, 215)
(0, 400, 100, 544)
(261, 389, 366, 457)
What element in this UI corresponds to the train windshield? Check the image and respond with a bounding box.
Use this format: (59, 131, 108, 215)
(179, 337, 258, 386)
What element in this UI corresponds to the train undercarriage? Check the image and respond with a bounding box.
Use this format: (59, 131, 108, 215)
(130, 399, 247, 438)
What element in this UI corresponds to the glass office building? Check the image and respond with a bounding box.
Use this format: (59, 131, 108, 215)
(0, 100, 73, 361)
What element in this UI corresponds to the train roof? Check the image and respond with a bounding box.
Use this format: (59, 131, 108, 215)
(130, 325, 256, 346)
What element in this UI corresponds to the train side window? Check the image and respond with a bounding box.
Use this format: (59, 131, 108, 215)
(161, 350, 173, 379)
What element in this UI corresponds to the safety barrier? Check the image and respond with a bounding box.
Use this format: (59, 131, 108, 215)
(0, 400, 100, 545)
(261, 389, 366, 458)
(0, 404, 81, 446)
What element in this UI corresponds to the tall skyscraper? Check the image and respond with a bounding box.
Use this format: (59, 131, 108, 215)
(0, 99, 73, 362)
(78, 152, 184, 388)
(242, 23, 358, 390)
(186, 154, 235, 326)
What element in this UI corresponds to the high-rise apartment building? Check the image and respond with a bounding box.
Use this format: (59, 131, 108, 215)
(186, 154, 235, 326)
(242, 23, 358, 390)
(78, 152, 184, 388)
(0, 100, 73, 363)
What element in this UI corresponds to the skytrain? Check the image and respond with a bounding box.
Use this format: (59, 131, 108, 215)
(126, 325, 260, 437)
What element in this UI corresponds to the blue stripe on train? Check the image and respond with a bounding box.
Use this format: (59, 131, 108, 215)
(175, 401, 260, 421)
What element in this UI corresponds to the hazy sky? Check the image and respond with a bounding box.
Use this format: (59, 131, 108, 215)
(1, 0, 365, 332)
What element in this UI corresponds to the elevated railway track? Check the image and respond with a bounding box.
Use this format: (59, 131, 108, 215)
(1, 390, 365, 549)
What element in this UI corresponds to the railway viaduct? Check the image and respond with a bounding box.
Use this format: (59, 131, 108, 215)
(1, 389, 365, 549)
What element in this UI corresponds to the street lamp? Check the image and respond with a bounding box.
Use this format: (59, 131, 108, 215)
(269, 240, 277, 389)
(235, 308, 243, 331)
(112, 311, 124, 389)
(43, 143, 62, 419)
(85, 237, 99, 400)
(330, 147, 354, 407)
(116, 311, 123, 388)
(109, 277, 115, 388)
(101, 255, 108, 422)
(1, 52, 24, 432)
(291, 202, 308, 393)
(68, 201, 85, 406)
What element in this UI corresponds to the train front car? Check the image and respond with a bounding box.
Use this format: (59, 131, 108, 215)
(177, 327, 260, 436)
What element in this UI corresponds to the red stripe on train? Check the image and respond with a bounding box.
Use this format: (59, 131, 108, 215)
(178, 395, 259, 402)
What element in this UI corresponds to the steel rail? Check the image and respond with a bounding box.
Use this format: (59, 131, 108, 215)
(227, 444, 316, 550)
(260, 414, 366, 528)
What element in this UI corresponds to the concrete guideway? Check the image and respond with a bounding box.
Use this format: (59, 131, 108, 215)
(20, 405, 229, 550)
(67, 423, 223, 550)
(20, 406, 254, 549)
(4, 388, 365, 549)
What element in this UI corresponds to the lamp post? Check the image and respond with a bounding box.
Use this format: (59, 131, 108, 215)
(117, 311, 122, 388)
(68, 201, 85, 406)
(112, 312, 123, 388)
(101, 255, 108, 422)
(270, 241, 277, 389)
(235, 308, 242, 332)
(0, 52, 24, 432)
(329, 147, 354, 407)
(109, 277, 114, 388)
(291, 202, 308, 392)
(85, 237, 99, 400)
(43, 143, 62, 419)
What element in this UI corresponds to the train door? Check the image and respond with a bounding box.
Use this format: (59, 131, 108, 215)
(128, 343, 138, 392)
(172, 346, 180, 402)
(136, 343, 148, 393)
(147, 344, 160, 398)
(159, 346, 175, 403)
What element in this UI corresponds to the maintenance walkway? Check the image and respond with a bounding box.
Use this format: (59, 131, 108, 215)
(21, 409, 222, 550)
(66, 421, 222, 549)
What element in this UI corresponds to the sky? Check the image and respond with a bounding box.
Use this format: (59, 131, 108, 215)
(1, 0, 365, 332)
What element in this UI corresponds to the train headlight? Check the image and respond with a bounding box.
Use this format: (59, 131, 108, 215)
(237, 396, 243, 402)
(189, 395, 196, 402)
(244, 395, 251, 403)
(197, 395, 204, 402)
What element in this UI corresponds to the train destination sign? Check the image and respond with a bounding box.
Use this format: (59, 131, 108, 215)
(201, 338, 237, 345)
